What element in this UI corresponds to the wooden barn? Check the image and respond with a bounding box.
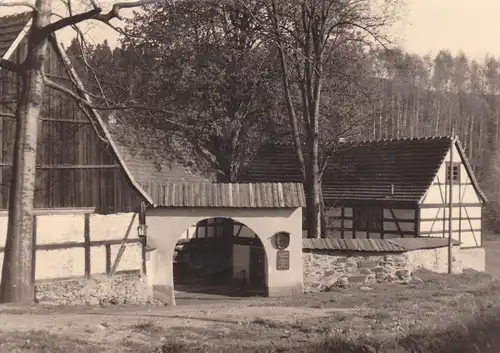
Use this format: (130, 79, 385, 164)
(0, 12, 280, 294)
(240, 137, 487, 252)
(0, 12, 216, 284)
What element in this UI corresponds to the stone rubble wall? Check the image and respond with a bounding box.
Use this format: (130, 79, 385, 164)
(302, 246, 462, 293)
(35, 273, 149, 305)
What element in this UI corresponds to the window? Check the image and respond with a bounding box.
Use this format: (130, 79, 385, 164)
(446, 162, 460, 183)
(353, 207, 382, 232)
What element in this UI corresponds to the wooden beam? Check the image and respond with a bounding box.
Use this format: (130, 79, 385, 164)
(110, 213, 137, 276)
(415, 206, 421, 237)
(0, 164, 121, 169)
(40, 118, 91, 123)
(0, 208, 96, 216)
(36, 164, 121, 169)
(420, 203, 482, 208)
(419, 229, 481, 236)
(84, 214, 91, 279)
(105, 244, 111, 275)
(31, 215, 37, 290)
(420, 216, 482, 222)
(340, 207, 345, 239)
(389, 208, 404, 238)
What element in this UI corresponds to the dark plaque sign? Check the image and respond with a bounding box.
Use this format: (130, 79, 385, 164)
(275, 232, 291, 250)
(276, 250, 290, 271)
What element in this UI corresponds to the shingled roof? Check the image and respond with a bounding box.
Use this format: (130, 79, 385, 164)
(112, 141, 211, 185)
(240, 136, 487, 204)
(0, 12, 31, 59)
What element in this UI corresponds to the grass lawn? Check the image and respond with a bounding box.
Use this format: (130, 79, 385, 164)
(0, 243, 499, 352)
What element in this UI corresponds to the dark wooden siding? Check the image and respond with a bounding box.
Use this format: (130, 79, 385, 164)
(0, 37, 142, 213)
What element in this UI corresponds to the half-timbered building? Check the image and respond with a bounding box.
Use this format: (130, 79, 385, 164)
(240, 136, 487, 251)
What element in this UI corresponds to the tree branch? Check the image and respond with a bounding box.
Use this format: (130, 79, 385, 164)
(95, 0, 158, 22)
(0, 58, 23, 73)
(42, 8, 101, 34)
(43, 75, 190, 128)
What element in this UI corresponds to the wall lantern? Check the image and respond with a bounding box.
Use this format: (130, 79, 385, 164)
(137, 224, 148, 238)
(274, 231, 291, 250)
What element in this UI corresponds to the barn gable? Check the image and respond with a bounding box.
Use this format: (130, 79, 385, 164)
(0, 12, 152, 213)
(419, 139, 487, 205)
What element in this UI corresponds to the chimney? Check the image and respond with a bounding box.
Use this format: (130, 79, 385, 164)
(338, 137, 346, 144)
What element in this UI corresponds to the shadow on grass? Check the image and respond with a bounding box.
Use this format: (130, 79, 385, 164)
(157, 308, 500, 353)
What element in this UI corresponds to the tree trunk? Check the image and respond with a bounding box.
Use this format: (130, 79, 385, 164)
(304, 130, 321, 239)
(0, 4, 51, 303)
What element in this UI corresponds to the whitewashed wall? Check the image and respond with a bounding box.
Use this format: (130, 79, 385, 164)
(0, 210, 143, 282)
(420, 144, 483, 248)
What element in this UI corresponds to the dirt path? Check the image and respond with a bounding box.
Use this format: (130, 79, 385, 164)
(0, 301, 363, 351)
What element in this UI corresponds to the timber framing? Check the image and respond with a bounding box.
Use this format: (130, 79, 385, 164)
(0, 12, 154, 213)
(242, 136, 487, 248)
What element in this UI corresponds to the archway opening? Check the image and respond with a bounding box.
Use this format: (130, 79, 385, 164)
(172, 217, 268, 300)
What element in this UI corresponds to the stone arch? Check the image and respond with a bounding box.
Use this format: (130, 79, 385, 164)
(172, 216, 268, 298)
(144, 207, 304, 306)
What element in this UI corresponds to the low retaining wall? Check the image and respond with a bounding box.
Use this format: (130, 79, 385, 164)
(303, 245, 463, 293)
(35, 273, 149, 305)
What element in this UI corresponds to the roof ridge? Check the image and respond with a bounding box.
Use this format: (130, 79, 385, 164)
(266, 135, 454, 147)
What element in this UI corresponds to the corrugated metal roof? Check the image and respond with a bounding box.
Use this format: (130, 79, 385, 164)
(141, 182, 306, 208)
(240, 136, 486, 204)
(302, 236, 461, 252)
(0, 12, 31, 59)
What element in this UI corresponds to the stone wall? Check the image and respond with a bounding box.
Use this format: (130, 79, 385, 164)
(35, 273, 149, 305)
(303, 246, 462, 293)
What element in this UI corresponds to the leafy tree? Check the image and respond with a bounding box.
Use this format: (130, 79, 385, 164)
(102, 0, 284, 182)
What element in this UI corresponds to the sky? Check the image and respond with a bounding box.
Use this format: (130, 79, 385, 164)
(1, 0, 500, 61)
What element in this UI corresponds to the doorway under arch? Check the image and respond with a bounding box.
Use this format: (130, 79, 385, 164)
(142, 181, 306, 306)
(172, 217, 268, 299)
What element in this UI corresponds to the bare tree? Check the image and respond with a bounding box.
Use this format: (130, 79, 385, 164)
(0, 0, 156, 303)
(243, 0, 399, 238)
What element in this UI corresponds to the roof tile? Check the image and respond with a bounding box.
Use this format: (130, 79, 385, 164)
(240, 136, 480, 203)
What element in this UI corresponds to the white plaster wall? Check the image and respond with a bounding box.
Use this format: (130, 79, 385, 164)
(419, 145, 483, 248)
(36, 248, 86, 280)
(0, 215, 7, 248)
(110, 243, 142, 272)
(92, 246, 107, 274)
(89, 213, 140, 242)
(146, 207, 303, 304)
(0, 212, 143, 282)
(405, 245, 463, 274)
(422, 145, 482, 205)
(37, 214, 86, 244)
(419, 207, 482, 247)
